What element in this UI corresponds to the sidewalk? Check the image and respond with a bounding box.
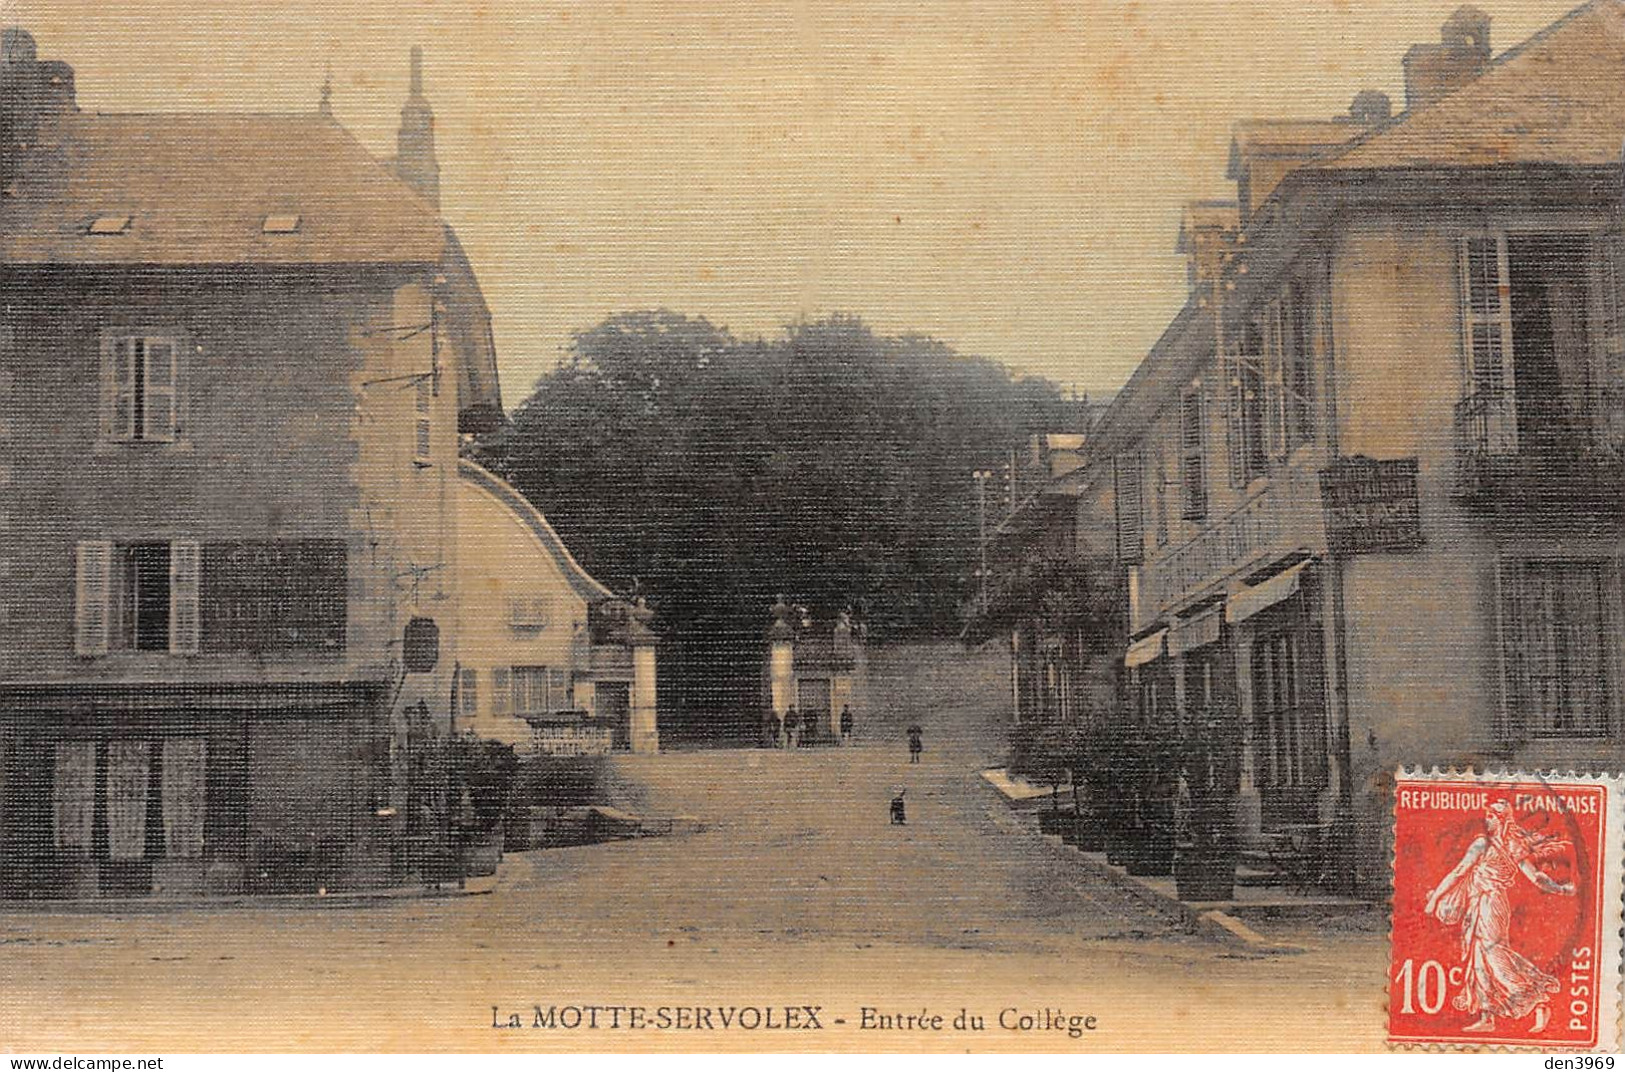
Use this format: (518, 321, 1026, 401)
(981, 766, 1376, 954)
(0, 876, 497, 915)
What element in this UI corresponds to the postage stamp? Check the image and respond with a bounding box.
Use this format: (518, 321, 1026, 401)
(1390, 769, 1624, 1051)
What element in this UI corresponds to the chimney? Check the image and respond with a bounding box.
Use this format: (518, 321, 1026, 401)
(1403, 6, 1491, 110)
(394, 45, 440, 208)
(1348, 90, 1392, 129)
(1, 27, 77, 196)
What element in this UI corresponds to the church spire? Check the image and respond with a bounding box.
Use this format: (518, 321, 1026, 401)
(395, 45, 440, 208)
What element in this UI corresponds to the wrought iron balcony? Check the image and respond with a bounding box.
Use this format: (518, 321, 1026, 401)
(1454, 387, 1625, 517)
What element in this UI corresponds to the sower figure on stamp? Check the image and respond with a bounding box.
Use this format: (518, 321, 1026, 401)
(1424, 799, 1575, 1034)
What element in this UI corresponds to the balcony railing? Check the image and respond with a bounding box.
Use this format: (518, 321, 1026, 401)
(1454, 386, 1625, 513)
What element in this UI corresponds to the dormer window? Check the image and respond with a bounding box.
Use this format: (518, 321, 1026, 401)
(262, 214, 301, 234)
(88, 215, 131, 235)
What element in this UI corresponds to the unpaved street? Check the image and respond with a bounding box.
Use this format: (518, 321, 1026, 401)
(0, 647, 1387, 1052)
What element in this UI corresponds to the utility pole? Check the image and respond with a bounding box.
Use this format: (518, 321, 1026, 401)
(973, 468, 993, 611)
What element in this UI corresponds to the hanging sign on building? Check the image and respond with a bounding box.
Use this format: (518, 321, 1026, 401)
(1319, 456, 1423, 556)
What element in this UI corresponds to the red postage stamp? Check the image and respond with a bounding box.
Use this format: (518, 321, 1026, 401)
(1390, 770, 1623, 1050)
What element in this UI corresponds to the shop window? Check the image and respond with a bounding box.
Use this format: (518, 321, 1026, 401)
(1250, 627, 1329, 817)
(1498, 558, 1617, 739)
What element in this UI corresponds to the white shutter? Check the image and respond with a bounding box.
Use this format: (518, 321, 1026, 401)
(74, 540, 113, 656)
(1113, 453, 1144, 565)
(107, 337, 136, 440)
(143, 338, 178, 442)
(169, 539, 200, 655)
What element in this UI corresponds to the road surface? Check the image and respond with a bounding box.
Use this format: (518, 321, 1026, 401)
(0, 645, 1387, 1052)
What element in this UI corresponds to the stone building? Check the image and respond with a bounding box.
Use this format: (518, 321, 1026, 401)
(0, 30, 500, 896)
(454, 460, 658, 756)
(1009, 2, 1625, 896)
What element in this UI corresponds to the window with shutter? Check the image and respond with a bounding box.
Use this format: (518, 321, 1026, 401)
(1223, 348, 1247, 488)
(1460, 236, 1518, 454)
(143, 339, 177, 441)
(103, 334, 182, 443)
(460, 668, 479, 715)
(491, 667, 512, 715)
(1286, 279, 1319, 448)
(1497, 557, 1612, 740)
(1179, 387, 1207, 521)
(169, 539, 200, 655)
(75, 540, 113, 656)
(1263, 302, 1288, 460)
(1591, 232, 1625, 451)
(1114, 452, 1144, 566)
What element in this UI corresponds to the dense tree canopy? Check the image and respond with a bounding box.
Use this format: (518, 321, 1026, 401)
(475, 310, 1083, 644)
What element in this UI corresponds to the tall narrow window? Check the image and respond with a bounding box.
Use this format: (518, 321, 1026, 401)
(1285, 279, 1319, 448)
(1498, 558, 1615, 740)
(1262, 301, 1288, 461)
(1179, 387, 1207, 521)
(1460, 235, 1518, 455)
(491, 668, 512, 715)
(105, 334, 179, 442)
(1225, 331, 1269, 488)
(460, 668, 479, 716)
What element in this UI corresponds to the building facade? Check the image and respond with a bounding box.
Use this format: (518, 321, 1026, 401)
(454, 460, 659, 757)
(0, 30, 500, 896)
(1020, 2, 1625, 896)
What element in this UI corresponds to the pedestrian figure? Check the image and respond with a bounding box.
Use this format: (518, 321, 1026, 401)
(840, 705, 854, 744)
(784, 707, 800, 750)
(763, 708, 780, 749)
(907, 723, 923, 764)
(770, 709, 784, 748)
(890, 789, 907, 825)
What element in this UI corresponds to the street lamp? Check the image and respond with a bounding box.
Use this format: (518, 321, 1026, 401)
(973, 469, 993, 611)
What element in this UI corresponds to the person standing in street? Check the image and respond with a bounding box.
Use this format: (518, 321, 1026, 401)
(784, 706, 800, 750)
(890, 788, 907, 825)
(839, 705, 854, 744)
(907, 723, 922, 764)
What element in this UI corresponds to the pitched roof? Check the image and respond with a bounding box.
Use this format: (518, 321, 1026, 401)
(1317, 0, 1625, 172)
(1227, 120, 1363, 177)
(457, 460, 619, 606)
(1, 112, 446, 265)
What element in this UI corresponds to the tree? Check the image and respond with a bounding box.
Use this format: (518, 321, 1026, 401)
(474, 310, 1083, 739)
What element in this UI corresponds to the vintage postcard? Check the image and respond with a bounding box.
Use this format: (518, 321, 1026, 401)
(3, 0, 1625, 1058)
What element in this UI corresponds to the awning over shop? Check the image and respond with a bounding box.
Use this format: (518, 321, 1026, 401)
(1124, 628, 1168, 668)
(1167, 603, 1223, 657)
(1226, 560, 1312, 625)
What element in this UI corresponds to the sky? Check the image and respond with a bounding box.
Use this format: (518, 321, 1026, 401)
(2, 0, 1575, 400)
